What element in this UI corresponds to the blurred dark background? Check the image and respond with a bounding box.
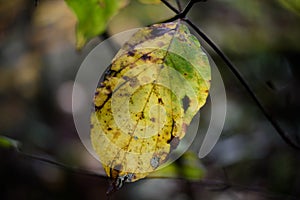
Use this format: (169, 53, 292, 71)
(0, 0, 300, 199)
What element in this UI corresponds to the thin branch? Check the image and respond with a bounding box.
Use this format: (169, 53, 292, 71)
(34, 0, 39, 6)
(161, 0, 179, 13)
(176, 0, 183, 12)
(184, 18, 300, 150)
(180, 0, 207, 18)
(9, 147, 296, 199)
(161, 0, 208, 22)
(18, 149, 107, 179)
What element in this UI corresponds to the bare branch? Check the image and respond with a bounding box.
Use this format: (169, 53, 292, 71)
(176, 0, 183, 12)
(18, 149, 107, 179)
(180, 0, 207, 18)
(161, 0, 179, 13)
(184, 18, 300, 150)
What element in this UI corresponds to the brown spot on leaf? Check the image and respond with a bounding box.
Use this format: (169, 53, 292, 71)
(141, 54, 152, 61)
(106, 85, 111, 91)
(127, 50, 136, 56)
(136, 112, 145, 119)
(158, 98, 163, 104)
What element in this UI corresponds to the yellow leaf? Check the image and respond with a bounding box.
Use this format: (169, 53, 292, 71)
(91, 20, 211, 190)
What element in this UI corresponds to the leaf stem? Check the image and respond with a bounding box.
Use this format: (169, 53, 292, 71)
(161, 0, 179, 14)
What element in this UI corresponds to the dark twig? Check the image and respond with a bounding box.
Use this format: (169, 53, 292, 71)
(184, 18, 300, 150)
(160, 0, 300, 150)
(18, 150, 106, 179)
(176, 0, 183, 11)
(180, 0, 207, 18)
(7, 147, 295, 199)
(34, 0, 40, 6)
(160, 0, 208, 23)
(161, 0, 179, 13)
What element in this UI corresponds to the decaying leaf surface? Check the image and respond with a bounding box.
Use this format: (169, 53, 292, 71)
(65, 0, 127, 49)
(91, 20, 211, 187)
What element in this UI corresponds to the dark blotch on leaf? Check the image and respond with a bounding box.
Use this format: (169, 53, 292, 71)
(141, 54, 151, 60)
(140, 112, 145, 119)
(182, 95, 190, 112)
(106, 85, 112, 91)
(158, 98, 163, 104)
(128, 50, 136, 57)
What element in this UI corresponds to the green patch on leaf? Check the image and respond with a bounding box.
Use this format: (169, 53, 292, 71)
(65, 0, 128, 49)
(278, 0, 300, 16)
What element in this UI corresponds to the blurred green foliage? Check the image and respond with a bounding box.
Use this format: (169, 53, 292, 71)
(65, 0, 128, 49)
